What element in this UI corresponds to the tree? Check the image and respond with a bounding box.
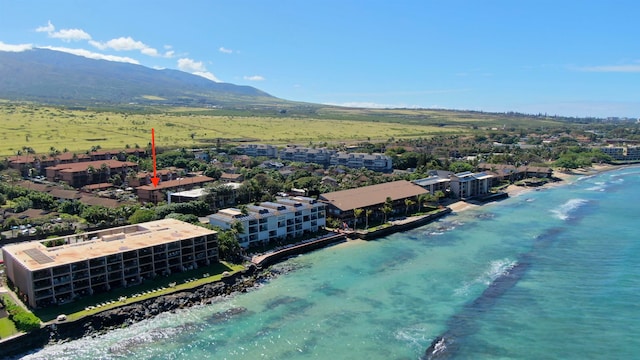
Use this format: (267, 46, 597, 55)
(417, 193, 428, 213)
(404, 198, 415, 215)
(128, 208, 158, 224)
(381, 197, 393, 223)
(365, 209, 373, 229)
(353, 208, 363, 230)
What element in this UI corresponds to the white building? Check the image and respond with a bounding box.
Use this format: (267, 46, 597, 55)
(329, 152, 393, 172)
(208, 197, 326, 248)
(449, 171, 494, 199)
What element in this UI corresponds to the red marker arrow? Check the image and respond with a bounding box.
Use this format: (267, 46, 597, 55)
(150, 128, 160, 187)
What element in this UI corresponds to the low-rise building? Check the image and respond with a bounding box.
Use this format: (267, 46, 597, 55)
(1, 219, 218, 308)
(208, 197, 326, 248)
(319, 180, 428, 226)
(413, 171, 452, 194)
(136, 176, 215, 203)
(45, 160, 138, 188)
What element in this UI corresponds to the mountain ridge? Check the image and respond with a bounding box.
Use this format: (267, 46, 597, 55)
(0, 48, 282, 107)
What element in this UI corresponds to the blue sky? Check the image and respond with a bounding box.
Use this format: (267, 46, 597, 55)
(1, 0, 639, 118)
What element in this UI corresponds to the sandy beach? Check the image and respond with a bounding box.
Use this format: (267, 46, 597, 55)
(448, 164, 624, 213)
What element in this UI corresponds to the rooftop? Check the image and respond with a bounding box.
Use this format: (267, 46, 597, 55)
(2, 219, 216, 271)
(320, 180, 427, 211)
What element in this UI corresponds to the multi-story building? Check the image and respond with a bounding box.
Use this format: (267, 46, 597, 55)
(236, 144, 279, 158)
(1, 219, 218, 308)
(329, 152, 393, 172)
(208, 197, 326, 248)
(600, 146, 640, 161)
(279, 146, 335, 165)
(449, 171, 494, 199)
(45, 159, 138, 188)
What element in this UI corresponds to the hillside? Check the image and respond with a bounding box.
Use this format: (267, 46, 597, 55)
(0, 48, 284, 107)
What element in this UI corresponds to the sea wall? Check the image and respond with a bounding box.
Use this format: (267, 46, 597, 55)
(354, 208, 453, 240)
(253, 234, 347, 268)
(1, 264, 270, 358)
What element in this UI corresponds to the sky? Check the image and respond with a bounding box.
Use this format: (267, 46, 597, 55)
(1, 0, 639, 118)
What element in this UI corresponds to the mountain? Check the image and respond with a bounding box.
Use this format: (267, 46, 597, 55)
(0, 48, 281, 107)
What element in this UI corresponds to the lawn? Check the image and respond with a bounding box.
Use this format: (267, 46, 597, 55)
(32, 261, 245, 323)
(0, 316, 19, 339)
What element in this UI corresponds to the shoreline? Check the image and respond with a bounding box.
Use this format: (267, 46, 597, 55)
(4, 164, 630, 357)
(449, 164, 625, 213)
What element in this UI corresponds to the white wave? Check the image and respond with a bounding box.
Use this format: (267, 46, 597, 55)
(394, 325, 430, 348)
(454, 258, 517, 296)
(551, 198, 588, 220)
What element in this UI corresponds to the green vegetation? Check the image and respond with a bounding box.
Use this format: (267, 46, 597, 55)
(0, 316, 19, 338)
(32, 261, 245, 322)
(1, 295, 41, 332)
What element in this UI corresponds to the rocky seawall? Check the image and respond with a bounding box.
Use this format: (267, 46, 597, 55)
(3, 263, 286, 358)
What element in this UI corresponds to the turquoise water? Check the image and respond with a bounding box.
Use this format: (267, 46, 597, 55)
(21, 167, 640, 359)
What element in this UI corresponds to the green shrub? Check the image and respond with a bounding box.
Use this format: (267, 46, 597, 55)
(2, 296, 41, 332)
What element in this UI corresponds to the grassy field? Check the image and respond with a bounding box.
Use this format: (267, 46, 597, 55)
(0, 103, 570, 157)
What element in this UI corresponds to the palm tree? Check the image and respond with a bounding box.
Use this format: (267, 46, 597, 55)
(353, 208, 363, 230)
(404, 198, 415, 215)
(417, 193, 428, 213)
(365, 209, 373, 229)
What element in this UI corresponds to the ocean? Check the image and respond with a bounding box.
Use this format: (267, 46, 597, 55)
(19, 166, 640, 359)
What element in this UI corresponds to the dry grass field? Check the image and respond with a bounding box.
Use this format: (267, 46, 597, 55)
(0, 103, 470, 157)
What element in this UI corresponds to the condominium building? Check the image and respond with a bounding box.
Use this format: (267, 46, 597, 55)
(279, 146, 335, 165)
(329, 152, 393, 172)
(208, 197, 326, 248)
(236, 144, 279, 158)
(1, 219, 218, 308)
(449, 171, 494, 199)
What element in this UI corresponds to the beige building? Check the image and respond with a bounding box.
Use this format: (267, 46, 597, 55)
(2, 219, 218, 308)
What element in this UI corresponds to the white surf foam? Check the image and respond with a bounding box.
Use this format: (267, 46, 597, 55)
(454, 258, 517, 296)
(551, 198, 588, 220)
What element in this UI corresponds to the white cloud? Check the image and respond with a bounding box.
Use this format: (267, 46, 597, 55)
(177, 58, 220, 82)
(50, 28, 91, 42)
(219, 47, 233, 54)
(0, 41, 33, 52)
(193, 71, 220, 82)
(39, 46, 140, 64)
(164, 50, 175, 57)
(577, 64, 640, 73)
(36, 21, 91, 42)
(35, 20, 55, 33)
(244, 75, 265, 81)
(89, 36, 164, 57)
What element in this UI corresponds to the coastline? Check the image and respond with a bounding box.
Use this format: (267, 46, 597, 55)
(4, 163, 629, 357)
(449, 164, 625, 213)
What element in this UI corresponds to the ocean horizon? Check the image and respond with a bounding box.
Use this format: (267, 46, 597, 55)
(20, 166, 640, 359)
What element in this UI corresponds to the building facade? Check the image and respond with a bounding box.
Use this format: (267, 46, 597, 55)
(449, 171, 494, 199)
(2, 219, 218, 308)
(329, 152, 393, 172)
(208, 197, 326, 248)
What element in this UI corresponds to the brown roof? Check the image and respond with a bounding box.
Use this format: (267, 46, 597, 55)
(136, 176, 215, 191)
(319, 180, 428, 211)
(79, 195, 129, 208)
(47, 159, 137, 173)
(83, 183, 114, 191)
(48, 188, 82, 200)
